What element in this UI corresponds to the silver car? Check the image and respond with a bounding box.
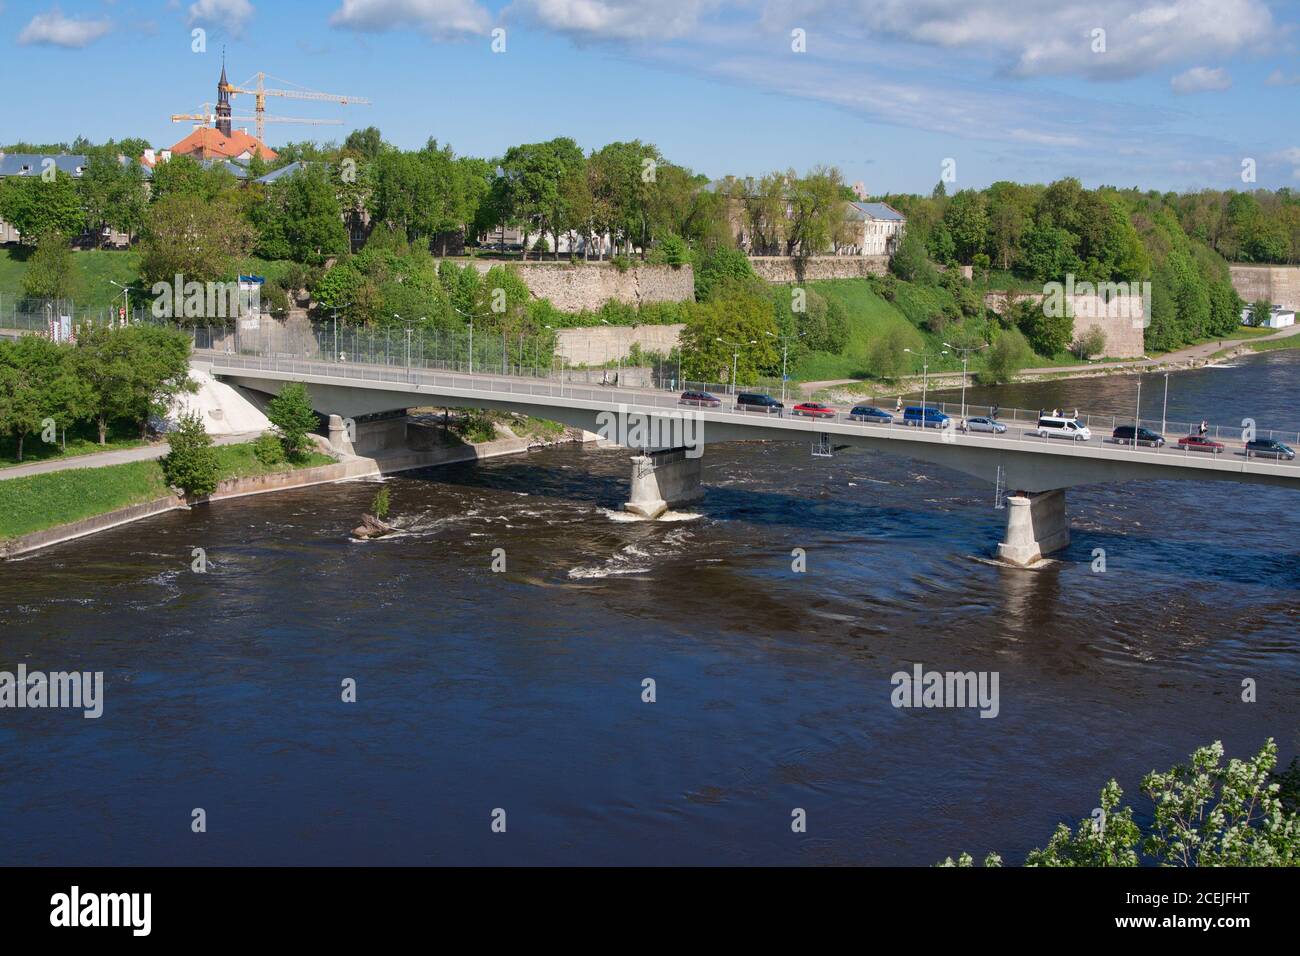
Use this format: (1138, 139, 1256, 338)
(964, 416, 1007, 434)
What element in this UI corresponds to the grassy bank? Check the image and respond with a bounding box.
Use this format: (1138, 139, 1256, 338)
(0, 420, 148, 470)
(0, 441, 335, 541)
(793, 280, 927, 380)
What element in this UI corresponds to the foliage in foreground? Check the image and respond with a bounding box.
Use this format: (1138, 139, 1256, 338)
(266, 382, 320, 461)
(940, 739, 1300, 867)
(160, 411, 219, 497)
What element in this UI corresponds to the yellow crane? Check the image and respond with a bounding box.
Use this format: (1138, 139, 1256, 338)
(221, 72, 370, 142)
(170, 103, 344, 131)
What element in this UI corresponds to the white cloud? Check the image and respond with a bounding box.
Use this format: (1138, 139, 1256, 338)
(1266, 68, 1300, 86)
(762, 0, 1275, 80)
(1170, 65, 1231, 94)
(17, 7, 113, 48)
(513, 0, 723, 41)
(188, 0, 256, 38)
(329, 0, 492, 37)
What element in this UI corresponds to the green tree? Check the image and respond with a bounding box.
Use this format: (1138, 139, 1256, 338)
(20, 230, 79, 301)
(254, 164, 348, 264)
(0, 168, 85, 243)
(866, 326, 910, 382)
(139, 192, 255, 289)
(1076, 326, 1107, 360)
(0, 335, 76, 461)
(978, 326, 1032, 384)
(1016, 298, 1074, 356)
(1249, 298, 1272, 327)
(71, 324, 194, 443)
(161, 411, 220, 497)
(678, 292, 779, 384)
(266, 382, 319, 460)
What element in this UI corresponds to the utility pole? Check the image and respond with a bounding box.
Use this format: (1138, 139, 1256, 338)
(904, 347, 949, 426)
(943, 341, 988, 423)
(717, 337, 757, 395)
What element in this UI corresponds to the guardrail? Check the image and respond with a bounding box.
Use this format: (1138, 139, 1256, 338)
(196, 349, 1300, 470)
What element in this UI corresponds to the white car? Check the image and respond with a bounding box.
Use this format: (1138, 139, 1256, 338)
(964, 416, 1007, 434)
(1035, 416, 1091, 442)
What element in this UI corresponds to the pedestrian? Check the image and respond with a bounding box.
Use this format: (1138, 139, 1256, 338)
(1200, 419, 1208, 436)
(1073, 408, 1078, 419)
(991, 403, 1000, 420)
(896, 397, 903, 413)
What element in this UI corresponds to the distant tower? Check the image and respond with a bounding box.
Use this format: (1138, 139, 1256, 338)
(215, 53, 232, 137)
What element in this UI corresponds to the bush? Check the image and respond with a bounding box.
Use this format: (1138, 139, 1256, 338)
(979, 327, 1032, 384)
(371, 486, 390, 520)
(252, 431, 285, 467)
(1076, 326, 1107, 360)
(161, 412, 219, 497)
(266, 382, 319, 461)
(867, 327, 910, 382)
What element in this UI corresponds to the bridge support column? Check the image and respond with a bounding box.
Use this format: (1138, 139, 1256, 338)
(328, 414, 354, 455)
(996, 489, 1069, 566)
(624, 448, 702, 520)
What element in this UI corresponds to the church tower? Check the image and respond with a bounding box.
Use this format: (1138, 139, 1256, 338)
(215, 54, 232, 137)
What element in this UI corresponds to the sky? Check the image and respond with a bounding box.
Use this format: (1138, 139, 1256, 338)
(0, 0, 1298, 194)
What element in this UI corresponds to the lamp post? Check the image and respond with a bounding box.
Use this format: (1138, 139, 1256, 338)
(717, 337, 756, 395)
(452, 305, 484, 375)
(108, 280, 129, 327)
(765, 330, 805, 405)
(943, 341, 988, 423)
(904, 347, 949, 426)
(1161, 371, 1170, 438)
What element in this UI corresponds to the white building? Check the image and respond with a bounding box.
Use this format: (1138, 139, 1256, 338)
(843, 202, 907, 256)
(1241, 304, 1297, 329)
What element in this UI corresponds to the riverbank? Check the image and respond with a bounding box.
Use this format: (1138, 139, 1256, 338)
(0, 425, 594, 559)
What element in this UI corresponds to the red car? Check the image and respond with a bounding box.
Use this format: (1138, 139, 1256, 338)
(791, 402, 837, 419)
(1177, 434, 1224, 454)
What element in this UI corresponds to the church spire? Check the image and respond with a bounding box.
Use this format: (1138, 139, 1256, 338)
(215, 49, 232, 137)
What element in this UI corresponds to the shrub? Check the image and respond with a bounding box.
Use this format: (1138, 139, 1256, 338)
(266, 382, 319, 461)
(252, 431, 285, 467)
(371, 485, 390, 520)
(1076, 326, 1108, 360)
(979, 327, 1032, 384)
(161, 412, 219, 497)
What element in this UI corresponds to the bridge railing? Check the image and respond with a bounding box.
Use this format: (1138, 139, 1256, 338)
(196, 350, 1300, 461)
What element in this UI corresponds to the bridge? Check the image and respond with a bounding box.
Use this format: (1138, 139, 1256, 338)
(195, 349, 1300, 567)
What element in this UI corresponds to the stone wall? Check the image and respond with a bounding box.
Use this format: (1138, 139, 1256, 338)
(1230, 265, 1300, 309)
(985, 292, 1146, 359)
(463, 260, 695, 313)
(554, 323, 685, 366)
(747, 256, 891, 284)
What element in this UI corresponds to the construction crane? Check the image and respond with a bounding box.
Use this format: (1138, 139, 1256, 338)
(221, 72, 370, 142)
(170, 103, 343, 131)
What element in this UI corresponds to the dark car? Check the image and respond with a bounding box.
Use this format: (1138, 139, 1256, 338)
(678, 390, 722, 408)
(849, 405, 893, 424)
(903, 406, 950, 429)
(1177, 434, 1225, 454)
(736, 392, 783, 413)
(791, 402, 837, 419)
(1245, 438, 1296, 460)
(1113, 425, 1165, 447)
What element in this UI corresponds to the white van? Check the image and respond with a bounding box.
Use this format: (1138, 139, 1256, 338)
(1035, 416, 1091, 442)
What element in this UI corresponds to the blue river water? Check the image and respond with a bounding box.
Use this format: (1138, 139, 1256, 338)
(1, 350, 1298, 865)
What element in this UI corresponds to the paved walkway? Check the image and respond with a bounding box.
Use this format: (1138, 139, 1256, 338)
(0, 432, 263, 481)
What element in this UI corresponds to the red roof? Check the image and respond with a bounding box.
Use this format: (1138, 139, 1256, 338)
(168, 127, 277, 162)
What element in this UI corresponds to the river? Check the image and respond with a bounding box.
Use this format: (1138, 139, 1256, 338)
(2, 350, 1298, 865)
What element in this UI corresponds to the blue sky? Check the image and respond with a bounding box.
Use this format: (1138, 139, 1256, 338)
(2, 0, 1299, 194)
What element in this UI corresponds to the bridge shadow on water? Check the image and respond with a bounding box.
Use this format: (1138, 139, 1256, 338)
(399, 456, 1299, 591)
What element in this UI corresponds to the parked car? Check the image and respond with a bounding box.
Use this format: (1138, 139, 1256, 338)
(1245, 438, 1296, 460)
(1177, 434, 1225, 454)
(1112, 425, 1166, 447)
(1035, 416, 1092, 442)
(792, 401, 837, 419)
(678, 390, 721, 408)
(735, 392, 783, 413)
(903, 406, 950, 429)
(849, 405, 893, 424)
(964, 416, 1007, 434)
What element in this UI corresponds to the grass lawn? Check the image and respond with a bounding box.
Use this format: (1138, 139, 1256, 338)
(794, 279, 928, 380)
(0, 420, 147, 470)
(0, 441, 336, 541)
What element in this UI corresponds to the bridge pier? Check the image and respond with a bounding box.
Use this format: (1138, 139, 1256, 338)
(996, 489, 1070, 566)
(624, 448, 703, 519)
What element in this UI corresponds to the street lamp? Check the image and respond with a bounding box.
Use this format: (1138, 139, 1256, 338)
(904, 347, 949, 426)
(1161, 371, 1170, 438)
(108, 280, 129, 327)
(716, 337, 756, 395)
(943, 341, 989, 423)
(452, 305, 483, 375)
(765, 330, 805, 404)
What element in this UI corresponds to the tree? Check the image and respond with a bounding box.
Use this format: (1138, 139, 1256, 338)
(266, 382, 319, 460)
(71, 324, 194, 443)
(891, 228, 936, 284)
(1016, 298, 1074, 356)
(786, 166, 847, 257)
(161, 411, 220, 497)
(1249, 298, 1272, 327)
(1076, 326, 1107, 360)
(21, 230, 79, 301)
(866, 326, 910, 382)
(254, 164, 348, 264)
(139, 192, 255, 289)
(0, 335, 76, 461)
(0, 169, 85, 243)
(149, 155, 239, 204)
(79, 145, 148, 245)
(978, 327, 1032, 384)
(678, 292, 779, 384)
(942, 190, 989, 264)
